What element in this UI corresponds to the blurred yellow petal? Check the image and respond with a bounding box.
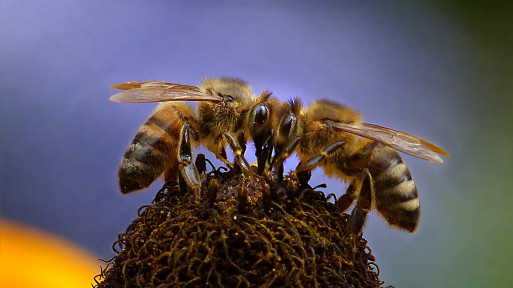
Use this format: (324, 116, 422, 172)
(0, 218, 101, 288)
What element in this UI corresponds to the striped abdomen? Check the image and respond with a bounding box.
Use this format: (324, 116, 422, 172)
(118, 102, 193, 194)
(370, 146, 420, 232)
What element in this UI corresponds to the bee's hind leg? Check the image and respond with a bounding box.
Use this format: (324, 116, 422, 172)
(295, 140, 374, 236)
(347, 169, 374, 237)
(177, 122, 201, 203)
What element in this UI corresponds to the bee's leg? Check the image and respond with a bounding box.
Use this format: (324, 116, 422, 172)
(222, 132, 252, 175)
(335, 181, 358, 212)
(348, 169, 374, 236)
(177, 122, 201, 203)
(270, 136, 302, 181)
(296, 141, 346, 171)
(209, 136, 235, 169)
(236, 130, 247, 155)
(272, 136, 301, 168)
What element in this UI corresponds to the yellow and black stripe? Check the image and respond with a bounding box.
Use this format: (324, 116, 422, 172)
(371, 146, 420, 232)
(118, 102, 193, 194)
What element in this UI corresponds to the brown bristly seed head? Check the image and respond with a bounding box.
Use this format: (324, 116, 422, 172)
(94, 163, 388, 288)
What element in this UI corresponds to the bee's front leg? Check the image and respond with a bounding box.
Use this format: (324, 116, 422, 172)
(177, 122, 201, 203)
(222, 132, 252, 175)
(208, 134, 235, 169)
(271, 136, 302, 181)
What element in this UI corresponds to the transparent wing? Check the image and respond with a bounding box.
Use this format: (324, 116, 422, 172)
(109, 81, 222, 103)
(333, 122, 450, 163)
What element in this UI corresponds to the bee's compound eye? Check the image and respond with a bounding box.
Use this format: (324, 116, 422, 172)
(279, 113, 296, 136)
(254, 104, 269, 124)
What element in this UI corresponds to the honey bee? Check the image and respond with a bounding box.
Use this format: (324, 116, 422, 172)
(272, 98, 449, 234)
(110, 78, 277, 200)
(110, 77, 449, 235)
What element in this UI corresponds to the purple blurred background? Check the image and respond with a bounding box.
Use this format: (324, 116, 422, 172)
(1, 1, 511, 287)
